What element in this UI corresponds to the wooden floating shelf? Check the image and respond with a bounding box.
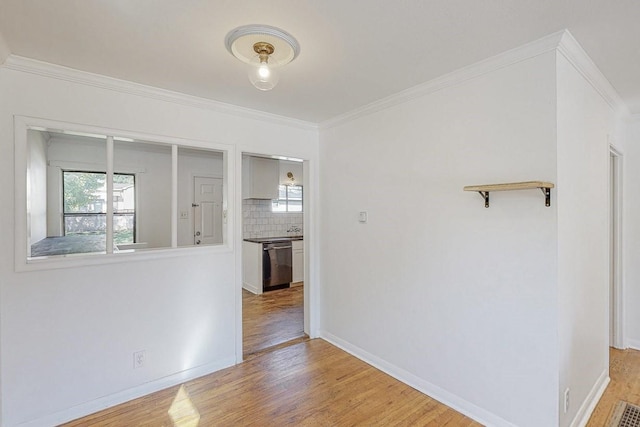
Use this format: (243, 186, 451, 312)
(463, 181, 555, 208)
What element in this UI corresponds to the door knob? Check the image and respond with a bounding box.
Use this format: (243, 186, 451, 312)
(195, 231, 201, 236)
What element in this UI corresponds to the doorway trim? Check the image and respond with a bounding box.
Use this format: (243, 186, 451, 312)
(609, 144, 625, 349)
(235, 151, 317, 363)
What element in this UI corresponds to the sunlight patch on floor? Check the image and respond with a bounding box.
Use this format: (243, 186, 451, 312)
(168, 385, 200, 427)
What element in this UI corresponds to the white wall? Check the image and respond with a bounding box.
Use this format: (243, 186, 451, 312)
(556, 51, 616, 426)
(115, 140, 173, 248)
(279, 160, 303, 186)
(319, 52, 559, 427)
(0, 62, 318, 426)
(1, 33, 627, 427)
(0, 31, 9, 65)
(624, 118, 640, 349)
(27, 130, 48, 246)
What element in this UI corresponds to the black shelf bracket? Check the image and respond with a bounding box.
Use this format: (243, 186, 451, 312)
(540, 187, 551, 207)
(464, 181, 554, 208)
(477, 191, 490, 208)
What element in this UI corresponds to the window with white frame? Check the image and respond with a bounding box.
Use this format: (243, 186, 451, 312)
(272, 184, 303, 212)
(19, 119, 228, 264)
(62, 171, 136, 244)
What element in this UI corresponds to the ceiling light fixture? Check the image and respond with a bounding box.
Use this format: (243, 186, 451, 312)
(286, 171, 296, 185)
(225, 25, 300, 91)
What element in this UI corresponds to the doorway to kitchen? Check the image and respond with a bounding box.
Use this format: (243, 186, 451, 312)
(241, 153, 307, 358)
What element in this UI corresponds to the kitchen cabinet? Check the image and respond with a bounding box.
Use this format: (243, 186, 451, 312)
(242, 241, 263, 294)
(292, 239, 304, 284)
(242, 155, 279, 199)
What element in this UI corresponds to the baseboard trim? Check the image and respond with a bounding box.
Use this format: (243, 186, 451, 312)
(16, 356, 236, 427)
(242, 282, 261, 294)
(320, 331, 516, 427)
(569, 368, 610, 427)
(626, 338, 640, 350)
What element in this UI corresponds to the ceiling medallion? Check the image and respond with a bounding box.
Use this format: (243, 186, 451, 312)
(225, 25, 300, 91)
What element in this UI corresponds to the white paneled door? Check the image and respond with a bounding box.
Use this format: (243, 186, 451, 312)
(193, 176, 223, 245)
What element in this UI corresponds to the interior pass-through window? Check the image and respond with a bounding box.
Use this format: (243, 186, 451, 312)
(22, 125, 227, 262)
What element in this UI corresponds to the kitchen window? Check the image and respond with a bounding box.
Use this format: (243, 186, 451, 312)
(62, 171, 136, 244)
(272, 185, 303, 212)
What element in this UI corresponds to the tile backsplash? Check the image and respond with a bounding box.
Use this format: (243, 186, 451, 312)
(243, 199, 303, 239)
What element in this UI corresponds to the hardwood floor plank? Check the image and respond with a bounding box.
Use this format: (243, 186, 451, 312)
(587, 347, 640, 426)
(62, 340, 481, 426)
(64, 292, 640, 426)
(242, 287, 305, 357)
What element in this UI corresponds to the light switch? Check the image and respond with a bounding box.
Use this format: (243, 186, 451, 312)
(358, 211, 368, 223)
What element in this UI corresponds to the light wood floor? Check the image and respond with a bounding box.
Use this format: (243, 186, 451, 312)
(587, 347, 640, 426)
(61, 321, 640, 426)
(63, 339, 480, 426)
(242, 286, 306, 358)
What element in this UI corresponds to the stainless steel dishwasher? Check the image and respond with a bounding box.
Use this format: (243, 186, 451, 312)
(262, 241, 292, 291)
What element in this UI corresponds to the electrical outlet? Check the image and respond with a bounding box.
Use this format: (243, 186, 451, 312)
(564, 388, 570, 413)
(133, 350, 146, 369)
(180, 211, 189, 219)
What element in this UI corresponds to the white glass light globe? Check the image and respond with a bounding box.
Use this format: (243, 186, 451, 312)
(248, 64, 279, 91)
(248, 58, 279, 91)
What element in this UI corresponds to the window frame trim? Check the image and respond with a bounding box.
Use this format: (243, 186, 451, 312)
(61, 170, 137, 244)
(15, 115, 235, 272)
(272, 184, 303, 213)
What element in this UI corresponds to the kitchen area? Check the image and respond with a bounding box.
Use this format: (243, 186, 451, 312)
(241, 154, 306, 357)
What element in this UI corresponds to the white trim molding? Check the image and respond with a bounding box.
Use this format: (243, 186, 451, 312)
(2, 55, 317, 131)
(16, 356, 236, 427)
(627, 339, 640, 351)
(557, 31, 630, 117)
(14, 115, 236, 272)
(609, 145, 626, 350)
(569, 369, 610, 427)
(2, 31, 631, 130)
(321, 30, 631, 129)
(321, 31, 566, 129)
(320, 332, 517, 427)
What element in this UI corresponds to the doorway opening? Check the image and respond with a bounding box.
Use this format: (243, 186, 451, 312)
(240, 154, 308, 359)
(610, 146, 624, 349)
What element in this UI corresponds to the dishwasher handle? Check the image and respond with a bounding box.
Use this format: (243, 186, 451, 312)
(264, 246, 292, 250)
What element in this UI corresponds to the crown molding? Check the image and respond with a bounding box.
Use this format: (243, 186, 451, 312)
(3, 30, 631, 131)
(321, 29, 632, 129)
(556, 30, 630, 117)
(320, 31, 567, 130)
(2, 55, 317, 131)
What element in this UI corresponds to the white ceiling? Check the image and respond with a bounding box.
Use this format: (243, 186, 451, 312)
(1, 1, 639, 123)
